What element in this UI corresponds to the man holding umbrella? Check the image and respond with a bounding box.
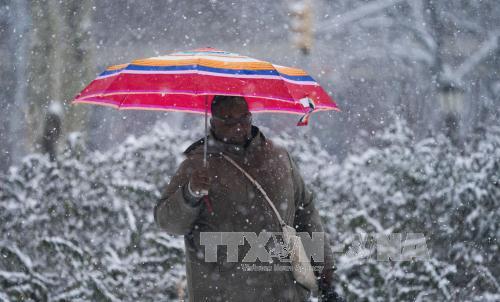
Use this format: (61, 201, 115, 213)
(73, 47, 343, 301)
(154, 95, 344, 302)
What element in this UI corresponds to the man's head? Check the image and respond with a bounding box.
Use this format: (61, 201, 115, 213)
(210, 95, 253, 145)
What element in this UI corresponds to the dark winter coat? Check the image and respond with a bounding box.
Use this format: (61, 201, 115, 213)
(154, 125, 336, 302)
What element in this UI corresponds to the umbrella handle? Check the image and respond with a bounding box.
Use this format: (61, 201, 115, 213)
(202, 195, 213, 214)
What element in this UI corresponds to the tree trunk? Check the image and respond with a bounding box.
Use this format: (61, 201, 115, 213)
(25, 0, 95, 158)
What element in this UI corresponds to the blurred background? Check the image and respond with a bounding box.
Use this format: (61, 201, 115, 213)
(0, 1, 499, 301)
(1, 0, 499, 171)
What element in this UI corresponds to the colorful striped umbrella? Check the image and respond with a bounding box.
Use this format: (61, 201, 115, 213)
(73, 47, 340, 164)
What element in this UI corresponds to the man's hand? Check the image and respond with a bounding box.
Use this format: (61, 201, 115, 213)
(188, 166, 209, 196)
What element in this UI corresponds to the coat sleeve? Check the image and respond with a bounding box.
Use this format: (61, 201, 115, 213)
(287, 152, 337, 293)
(154, 157, 203, 236)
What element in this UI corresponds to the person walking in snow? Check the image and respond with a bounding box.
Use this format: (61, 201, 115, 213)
(154, 95, 344, 302)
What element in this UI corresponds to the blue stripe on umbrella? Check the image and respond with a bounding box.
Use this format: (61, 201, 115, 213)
(103, 64, 315, 82)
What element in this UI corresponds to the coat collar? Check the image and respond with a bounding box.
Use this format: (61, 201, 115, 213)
(183, 125, 267, 158)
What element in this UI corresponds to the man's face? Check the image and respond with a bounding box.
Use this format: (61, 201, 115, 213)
(210, 101, 253, 145)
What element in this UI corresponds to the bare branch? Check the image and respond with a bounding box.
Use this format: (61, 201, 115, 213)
(317, 0, 405, 33)
(454, 32, 500, 81)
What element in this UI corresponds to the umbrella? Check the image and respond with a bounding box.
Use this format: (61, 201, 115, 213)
(73, 47, 340, 166)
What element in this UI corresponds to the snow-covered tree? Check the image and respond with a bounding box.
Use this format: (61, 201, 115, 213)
(315, 0, 500, 144)
(0, 122, 200, 301)
(310, 117, 500, 301)
(1, 117, 499, 301)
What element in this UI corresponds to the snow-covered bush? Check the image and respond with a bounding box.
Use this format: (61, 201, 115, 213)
(305, 118, 499, 302)
(1, 118, 498, 301)
(0, 123, 199, 301)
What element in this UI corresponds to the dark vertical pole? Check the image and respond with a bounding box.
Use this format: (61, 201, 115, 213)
(204, 95, 208, 167)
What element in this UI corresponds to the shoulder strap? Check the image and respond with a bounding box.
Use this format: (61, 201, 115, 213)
(221, 153, 286, 228)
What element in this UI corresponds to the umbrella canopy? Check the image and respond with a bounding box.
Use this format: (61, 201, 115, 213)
(73, 47, 340, 166)
(73, 47, 339, 126)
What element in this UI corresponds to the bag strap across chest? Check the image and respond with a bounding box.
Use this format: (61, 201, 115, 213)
(220, 153, 287, 228)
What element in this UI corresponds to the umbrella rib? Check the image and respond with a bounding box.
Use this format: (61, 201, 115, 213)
(117, 88, 130, 110)
(274, 66, 308, 114)
(98, 67, 128, 100)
